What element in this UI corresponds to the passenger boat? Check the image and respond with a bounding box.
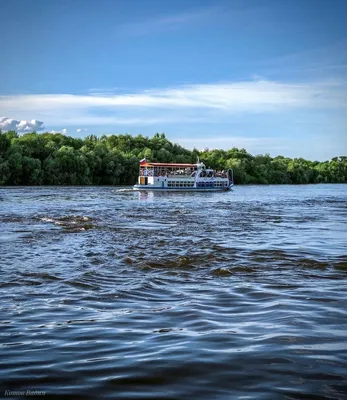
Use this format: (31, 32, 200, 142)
(133, 159, 233, 191)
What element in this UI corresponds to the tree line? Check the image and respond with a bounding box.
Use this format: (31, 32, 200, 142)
(0, 131, 346, 185)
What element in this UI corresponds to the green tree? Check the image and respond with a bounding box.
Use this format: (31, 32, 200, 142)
(22, 156, 43, 185)
(0, 130, 346, 186)
(0, 158, 10, 184)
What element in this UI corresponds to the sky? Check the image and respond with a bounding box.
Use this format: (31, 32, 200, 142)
(0, 0, 346, 160)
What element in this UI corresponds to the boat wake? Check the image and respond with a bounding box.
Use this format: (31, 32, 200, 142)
(114, 188, 134, 193)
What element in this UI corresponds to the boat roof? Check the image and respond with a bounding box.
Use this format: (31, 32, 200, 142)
(140, 162, 198, 168)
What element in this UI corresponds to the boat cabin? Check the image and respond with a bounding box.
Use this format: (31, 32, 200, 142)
(134, 159, 233, 191)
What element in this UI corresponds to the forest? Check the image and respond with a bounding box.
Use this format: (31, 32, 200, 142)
(0, 130, 346, 185)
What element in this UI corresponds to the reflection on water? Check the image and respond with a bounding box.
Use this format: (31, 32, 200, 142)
(0, 184, 347, 399)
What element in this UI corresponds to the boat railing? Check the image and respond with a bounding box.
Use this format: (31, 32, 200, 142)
(166, 174, 193, 179)
(140, 169, 231, 179)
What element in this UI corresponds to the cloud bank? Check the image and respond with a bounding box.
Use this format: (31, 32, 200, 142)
(0, 79, 346, 129)
(0, 117, 45, 132)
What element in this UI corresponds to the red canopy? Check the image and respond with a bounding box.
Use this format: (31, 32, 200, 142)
(140, 162, 197, 168)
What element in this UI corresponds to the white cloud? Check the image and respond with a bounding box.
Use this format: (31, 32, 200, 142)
(0, 79, 346, 129)
(50, 129, 68, 134)
(77, 128, 87, 132)
(2, 79, 346, 114)
(0, 117, 44, 132)
(0, 117, 17, 131)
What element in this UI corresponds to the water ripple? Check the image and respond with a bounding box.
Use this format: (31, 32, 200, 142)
(0, 185, 347, 399)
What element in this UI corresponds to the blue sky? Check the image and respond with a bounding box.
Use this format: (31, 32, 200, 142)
(0, 0, 346, 160)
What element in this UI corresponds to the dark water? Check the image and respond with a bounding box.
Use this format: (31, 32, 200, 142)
(1, 185, 347, 400)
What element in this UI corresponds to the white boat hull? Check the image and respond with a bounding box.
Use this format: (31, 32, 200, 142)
(133, 184, 233, 192)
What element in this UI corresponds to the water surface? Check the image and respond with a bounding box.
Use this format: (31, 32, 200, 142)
(1, 185, 347, 399)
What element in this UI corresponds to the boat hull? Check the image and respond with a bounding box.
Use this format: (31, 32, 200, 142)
(133, 184, 233, 192)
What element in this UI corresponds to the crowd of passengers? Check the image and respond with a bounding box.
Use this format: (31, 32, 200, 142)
(198, 170, 227, 178)
(140, 168, 228, 178)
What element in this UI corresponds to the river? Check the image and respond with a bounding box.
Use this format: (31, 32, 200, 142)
(0, 185, 346, 399)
